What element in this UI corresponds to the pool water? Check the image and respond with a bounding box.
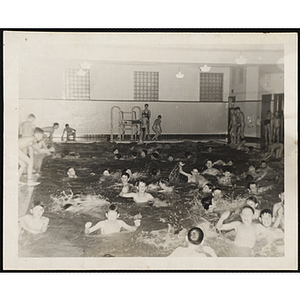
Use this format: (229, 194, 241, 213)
(19, 141, 284, 257)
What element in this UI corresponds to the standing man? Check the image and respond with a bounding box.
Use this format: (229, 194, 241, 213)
(142, 103, 151, 140)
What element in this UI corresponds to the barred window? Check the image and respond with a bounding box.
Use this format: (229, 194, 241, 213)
(133, 71, 159, 101)
(65, 69, 90, 100)
(199, 73, 223, 102)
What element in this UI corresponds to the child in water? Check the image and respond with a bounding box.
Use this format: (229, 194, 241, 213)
(168, 227, 217, 257)
(19, 201, 49, 236)
(120, 180, 154, 203)
(84, 204, 140, 235)
(202, 159, 221, 177)
(245, 196, 260, 219)
(216, 206, 266, 256)
(259, 209, 284, 240)
(66, 167, 78, 179)
(247, 182, 272, 195)
(119, 172, 133, 195)
(272, 192, 284, 230)
(179, 162, 209, 187)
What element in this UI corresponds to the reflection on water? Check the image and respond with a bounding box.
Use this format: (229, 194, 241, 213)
(19, 141, 284, 257)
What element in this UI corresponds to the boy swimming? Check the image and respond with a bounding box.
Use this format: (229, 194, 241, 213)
(202, 159, 221, 177)
(84, 204, 140, 235)
(120, 180, 154, 203)
(19, 201, 49, 236)
(168, 227, 217, 257)
(179, 162, 209, 187)
(216, 206, 266, 256)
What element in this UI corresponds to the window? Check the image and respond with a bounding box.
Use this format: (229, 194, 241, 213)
(133, 71, 159, 101)
(199, 73, 223, 101)
(65, 69, 90, 100)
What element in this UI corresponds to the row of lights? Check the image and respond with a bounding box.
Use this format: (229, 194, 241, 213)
(76, 53, 248, 78)
(175, 53, 248, 78)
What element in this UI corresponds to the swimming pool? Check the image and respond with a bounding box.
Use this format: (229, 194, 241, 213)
(18, 140, 284, 257)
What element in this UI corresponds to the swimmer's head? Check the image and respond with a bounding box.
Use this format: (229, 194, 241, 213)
(65, 124, 69, 128)
(131, 151, 138, 158)
(191, 168, 199, 176)
(235, 107, 241, 112)
(205, 159, 213, 168)
(207, 147, 213, 153)
(260, 161, 267, 169)
(259, 209, 272, 228)
(113, 148, 119, 155)
(28, 114, 36, 122)
(167, 154, 174, 162)
(227, 159, 233, 166)
(203, 183, 213, 194)
(274, 111, 279, 117)
(137, 180, 147, 192)
(248, 146, 254, 152)
(240, 205, 255, 225)
(248, 165, 256, 173)
(158, 115, 162, 119)
(247, 182, 258, 194)
(185, 151, 192, 159)
(114, 153, 122, 160)
(151, 168, 160, 176)
(151, 152, 159, 160)
(223, 170, 231, 177)
(67, 167, 76, 178)
(230, 108, 235, 114)
(279, 192, 284, 204)
(187, 227, 204, 245)
(246, 196, 259, 209)
(103, 169, 110, 176)
(212, 188, 222, 198)
(53, 122, 59, 129)
(121, 172, 130, 184)
(144, 104, 149, 108)
(30, 201, 45, 218)
(141, 150, 148, 158)
(106, 204, 120, 221)
(245, 174, 254, 183)
(33, 127, 44, 141)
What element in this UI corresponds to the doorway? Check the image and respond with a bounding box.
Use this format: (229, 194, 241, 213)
(261, 94, 272, 148)
(228, 96, 236, 144)
(274, 93, 284, 143)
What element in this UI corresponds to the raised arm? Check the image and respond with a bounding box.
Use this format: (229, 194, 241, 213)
(216, 211, 238, 231)
(179, 165, 190, 178)
(120, 220, 140, 232)
(119, 192, 136, 198)
(85, 221, 104, 234)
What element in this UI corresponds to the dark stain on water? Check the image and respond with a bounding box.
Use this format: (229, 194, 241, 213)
(19, 141, 284, 257)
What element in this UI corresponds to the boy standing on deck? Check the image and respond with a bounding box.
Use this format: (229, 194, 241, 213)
(140, 113, 148, 141)
(42, 123, 59, 148)
(18, 127, 51, 186)
(152, 115, 162, 141)
(19, 114, 36, 138)
(61, 124, 76, 141)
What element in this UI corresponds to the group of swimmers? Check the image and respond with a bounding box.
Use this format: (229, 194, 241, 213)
(18, 112, 284, 257)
